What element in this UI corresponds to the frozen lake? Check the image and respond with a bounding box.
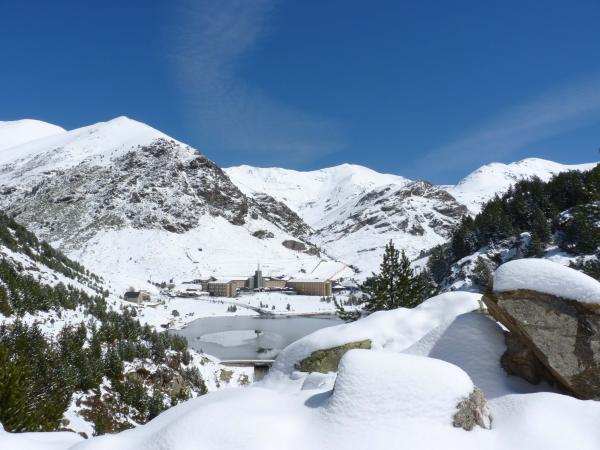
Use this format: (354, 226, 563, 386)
(174, 314, 342, 360)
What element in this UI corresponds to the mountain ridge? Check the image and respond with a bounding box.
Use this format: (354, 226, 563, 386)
(1, 116, 596, 282)
(0, 117, 349, 292)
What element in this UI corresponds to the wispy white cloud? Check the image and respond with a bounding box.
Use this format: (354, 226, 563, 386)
(416, 76, 600, 174)
(170, 0, 344, 165)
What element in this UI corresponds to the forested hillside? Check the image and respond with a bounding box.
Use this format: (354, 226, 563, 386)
(427, 164, 600, 290)
(0, 213, 215, 436)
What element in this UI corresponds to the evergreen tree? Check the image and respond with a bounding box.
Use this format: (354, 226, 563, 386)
(471, 257, 495, 292)
(0, 344, 30, 431)
(333, 296, 362, 322)
(426, 244, 451, 284)
(559, 205, 600, 254)
(104, 347, 124, 382)
(362, 241, 431, 312)
(0, 286, 12, 316)
(527, 207, 551, 257)
(451, 216, 478, 259)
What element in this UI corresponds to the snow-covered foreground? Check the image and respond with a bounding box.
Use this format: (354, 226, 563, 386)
(5, 290, 600, 450)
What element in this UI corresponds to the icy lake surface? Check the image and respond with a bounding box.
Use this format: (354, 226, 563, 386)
(174, 315, 342, 360)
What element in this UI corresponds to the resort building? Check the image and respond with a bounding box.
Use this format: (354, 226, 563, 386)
(229, 278, 248, 292)
(286, 279, 332, 296)
(264, 278, 287, 289)
(123, 290, 151, 303)
(207, 280, 235, 297)
(201, 267, 333, 298)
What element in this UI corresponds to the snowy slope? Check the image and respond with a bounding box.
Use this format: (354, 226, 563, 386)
(227, 158, 596, 276)
(0, 118, 350, 292)
(226, 163, 409, 229)
(226, 165, 465, 273)
(0, 119, 65, 151)
(447, 158, 597, 213)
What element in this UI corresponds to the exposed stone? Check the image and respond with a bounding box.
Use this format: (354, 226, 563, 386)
(500, 332, 554, 385)
(483, 289, 600, 399)
(282, 239, 307, 251)
(452, 387, 491, 431)
(295, 340, 372, 373)
(252, 229, 274, 239)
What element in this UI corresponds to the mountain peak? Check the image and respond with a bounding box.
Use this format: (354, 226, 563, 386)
(448, 158, 597, 213)
(0, 118, 66, 151)
(0, 116, 175, 174)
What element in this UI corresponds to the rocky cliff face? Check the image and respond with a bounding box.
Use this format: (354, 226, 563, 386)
(317, 180, 466, 241)
(2, 139, 244, 245)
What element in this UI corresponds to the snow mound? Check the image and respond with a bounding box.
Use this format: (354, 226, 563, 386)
(0, 119, 66, 151)
(404, 311, 553, 399)
(271, 291, 482, 374)
(0, 427, 82, 450)
(327, 350, 474, 424)
(493, 258, 600, 304)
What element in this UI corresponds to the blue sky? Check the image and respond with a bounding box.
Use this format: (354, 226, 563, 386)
(1, 0, 599, 183)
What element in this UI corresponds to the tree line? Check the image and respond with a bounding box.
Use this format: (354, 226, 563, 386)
(427, 165, 600, 286)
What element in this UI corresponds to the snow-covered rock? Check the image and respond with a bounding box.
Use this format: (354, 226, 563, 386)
(493, 258, 600, 304)
(271, 291, 482, 375)
(326, 349, 488, 429)
(485, 259, 600, 399)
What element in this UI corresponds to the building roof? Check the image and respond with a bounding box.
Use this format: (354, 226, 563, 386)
(287, 279, 330, 283)
(208, 279, 234, 285)
(124, 291, 141, 298)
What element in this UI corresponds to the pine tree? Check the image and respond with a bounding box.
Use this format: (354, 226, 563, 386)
(527, 207, 551, 257)
(451, 216, 478, 259)
(471, 257, 495, 292)
(104, 347, 124, 382)
(333, 296, 362, 322)
(362, 241, 431, 312)
(0, 344, 29, 431)
(0, 286, 13, 316)
(427, 244, 451, 283)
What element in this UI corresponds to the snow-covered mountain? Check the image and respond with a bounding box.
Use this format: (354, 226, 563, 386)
(447, 158, 597, 213)
(0, 119, 65, 151)
(226, 164, 410, 228)
(1, 116, 595, 284)
(0, 117, 350, 291)
(227, 158, 596, 274)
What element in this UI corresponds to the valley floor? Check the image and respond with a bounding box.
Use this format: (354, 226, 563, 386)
(136, 292, 351, 330)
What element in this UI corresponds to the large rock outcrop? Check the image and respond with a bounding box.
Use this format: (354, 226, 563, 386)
(483, 288, 600, 399)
